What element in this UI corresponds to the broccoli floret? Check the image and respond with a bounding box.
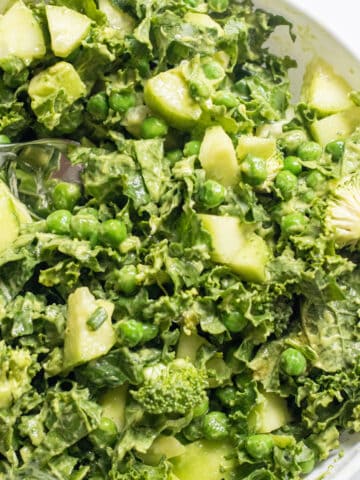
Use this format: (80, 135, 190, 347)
(131, 359, 208, 416)
(326, 173, 360, 247)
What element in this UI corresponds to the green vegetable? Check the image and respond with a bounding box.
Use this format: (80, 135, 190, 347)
(183, 140, 201, 157)
(297, 141, 322, 161)
(140, 116, 168, 139)
(109, 91, 136, 112)
(281, 212, 308, 235)
(87, 92, 109, 120)
(0, 134, 11, 144)
(245, 434, 274, 459)
(202, 411, 230, 440)
(99, 219, 127, 248)
(280, 348, 307, 376)
(241, 154, 268, 186)
(52, 182, 81, 211)
(306, 170, 325, 189)
(325, 139, 345, 161)
(222, 311, 247, 333)
(117, 319, 144, 347)
(46, 209, 72, 235)
(275, 170, 298, 199)
(198, 180, 226, 209)
(86, 306, 108, 331)
(283, 155, 302, 175)
(70, 213, 99, 240)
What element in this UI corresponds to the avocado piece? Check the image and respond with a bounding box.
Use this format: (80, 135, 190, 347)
(171, 440, 236, 480)
(310, 106, 360, 145)
(236, 135, 277, 161)
(199, 126, 239, 187)
(248, 392, 291, 433)
(46, 5, 92, 58)
(199, 214, 269, 283)
(141, 436, 186, 466)
(0, 1, 46, 63)
(144, 69, 202, 130)
(99, 385, 127, 431)
(302, 58, 353, 116)
(184, 12, 223, 36)
(98, 0, 135, 33)
(63, 287, 116, 369)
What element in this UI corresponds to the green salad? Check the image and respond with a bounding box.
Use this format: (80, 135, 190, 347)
(0, 0, 360, 478)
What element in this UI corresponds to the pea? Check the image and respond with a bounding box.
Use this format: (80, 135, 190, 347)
(202, 411, 230, 440)
(166, 149, 183, 164)
(297, 141, 322, 162)
(283, 155, 302, 175)
(281, 212, 308, 235)
(109, 92, 136, 113)
(193, 395, 209, 417)
(52, 182, 81, 211)
(141, 323, 159, 343)
(302, 189, 316, 204)
(280, 130, 308, 154)
(87, 92, 109, 121)
(245, 434, 274, 459)
(0, 134, 11, 144)
(89, 417, 118, 448)
(77, 207, 99, 218)
(208, 0, 229, 12)
(241, 154, 267, 186)
(199, 180, 226, 209)
(202, 61, 224, 80)
(99, 219, 127, 248)
(117, 319, 144, 347)
(183, 140, 201, 157)
(222, 311, 247, 333)
(46, 210, 72, 235)
(275, 170, 298, 199)
(216, 386, 238, 407)
(234, 79, 250, 98)
(71, 214, 99, 240)
(183, 417, 204, 442)
(140, 116, 168, 139)
(306, 170, 325, 189)
(280, 348, 307, 376)
(117, 264, 137, 295)
(325, 140, 345, 161)
(213, 91, 238, 108)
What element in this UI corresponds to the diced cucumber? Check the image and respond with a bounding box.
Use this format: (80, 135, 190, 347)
(248, 392, 291, 433)
(141, 435, 186, 465)
(236, 135, 277, 161)
(63, 287, 115, 369)
(184, 12, 223, 36)
(199, 214, 269, 283)
(0, 1, 45, 63)
(99, 385, 127, 431)
(199, 126, 239, 187)
(177, 331, 206, 364)
(171, 440, 236, 480)
(310, 106, 360, 145)
(98, 0, 135, 33)
(144, 69, 202, 130)
(302, 58, 353, 116)
(46, 5, 92, 58)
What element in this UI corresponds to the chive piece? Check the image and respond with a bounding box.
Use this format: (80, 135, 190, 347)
(87, 306, 108, 331)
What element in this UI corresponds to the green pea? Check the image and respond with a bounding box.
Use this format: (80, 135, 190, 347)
(99, 219, 127, 248)
(141, 323, 159, 343)
(213, 91, 238, 108)
(109, 92, 136, 112)
(71, 214, 99, 240)
(325, 140, 345, 161)
(208, 0, 229, 12)
(0, 134, 11, 144)
(202, 61, 224, 80)
(89, 417, 118, 448)
(306, 170, 325, 189)
(202, 411, 230, 440)
(216, 386, 238, 407)
(302, 189, 316, 204)
(46, 210, 72, 235)
(241, 154, 268, 186)
(52, 182, 81, 211)
(281, 212, 308, 235)
(117, 319, 144, 347)
(183, 417, 204, 442)
(275, 170, 298, 200)
(283, 155, 302, 175)
(86, 306, 108, 331)
(117, 264, 137, 295)
(222, 311, 247, 333)
(140, 116, 168, 139)
(245, 434, 274, 459)
(297, 141, 322, 162)
(166, 149, 183, 164)
(280, 130, 308, 154)
(87, 92, 109, 121)
(77, 207, 99, 218)
(193, 395, 209, 417)
(199, 180, 226, 209)
(183, 140, 201, 157)
(280, 348, 307, 376)
(234, 79, 250, 98)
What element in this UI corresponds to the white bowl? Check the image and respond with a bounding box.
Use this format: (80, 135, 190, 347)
(252, 1, 360, 478)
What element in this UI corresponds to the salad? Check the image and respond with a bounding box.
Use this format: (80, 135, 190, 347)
(0, 0, 359, 478)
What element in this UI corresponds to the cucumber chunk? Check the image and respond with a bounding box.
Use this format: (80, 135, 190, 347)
(310, 106, 360, 145)
(199, 214, 269, 283)
(63, 287, 115, 369)
(141, 435, 186, 465)
(199, 126, 239, 187)
(248, 392, 291, 433)
(144, 69, 202, 130)
(0, 1, 45, 63)
(236, 135, 277, 161)
(46, 5, 92, 58)
(302, 58, 353, 116)
(98, 0, 135, 33)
